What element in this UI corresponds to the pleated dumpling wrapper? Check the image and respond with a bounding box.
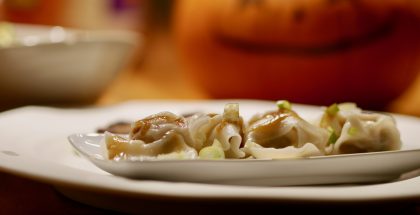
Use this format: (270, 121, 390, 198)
(319, 103, 401, 154)
(189, 103, 246, 159)
(105, 112, 197, 161)
(104, 103, 246, 161)
(243, 101, 329, 159)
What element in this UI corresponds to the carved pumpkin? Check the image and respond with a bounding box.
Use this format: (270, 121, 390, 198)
(174, 0, 420, 109)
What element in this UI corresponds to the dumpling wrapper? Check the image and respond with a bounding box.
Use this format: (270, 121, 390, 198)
(186, 113, 222, 149)
(243, 141, 324, 159)
(188, 103, 246, 158)
(105, 131, 197, 161)
(105, 104, 246, 160)
(331, 113, 402, 154)
(318, 103, 402, 154)
(106, 111, 198, 160)
(129, 111, 191, 143)
(244, 106, 329, 158)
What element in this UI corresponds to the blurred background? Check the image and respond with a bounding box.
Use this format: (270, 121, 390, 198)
(0, 0, 420, 115)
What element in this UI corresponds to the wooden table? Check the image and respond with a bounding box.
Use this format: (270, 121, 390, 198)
(1, 31, 420, 214)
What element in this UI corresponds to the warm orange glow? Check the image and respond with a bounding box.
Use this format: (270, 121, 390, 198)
(2, 0, 62, 25)
(174, 0, 420, 109)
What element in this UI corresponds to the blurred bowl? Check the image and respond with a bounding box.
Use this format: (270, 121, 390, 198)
(0, 22, 138, 107)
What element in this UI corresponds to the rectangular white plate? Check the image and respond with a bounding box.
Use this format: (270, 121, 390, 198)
(68, 132, 420, 186)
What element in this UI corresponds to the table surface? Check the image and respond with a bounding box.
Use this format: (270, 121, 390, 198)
(1, 31, 420, 214)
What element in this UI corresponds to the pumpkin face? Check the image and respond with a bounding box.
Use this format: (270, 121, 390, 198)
(174, 0, 420, 109)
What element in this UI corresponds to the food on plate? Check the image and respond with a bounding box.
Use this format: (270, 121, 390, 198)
(318, 103, 401, 154)
(103, 101, 402, 161)
(106, 112, 197, 161)
(243, 100, 329, 159)
(105, 103, 246, 161)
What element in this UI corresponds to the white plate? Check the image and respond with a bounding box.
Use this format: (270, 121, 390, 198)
(1, 100, 420, 211)
(69, 133, 420, 186)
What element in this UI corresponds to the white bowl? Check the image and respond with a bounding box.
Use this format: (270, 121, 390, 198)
(0, 23, 138, 106)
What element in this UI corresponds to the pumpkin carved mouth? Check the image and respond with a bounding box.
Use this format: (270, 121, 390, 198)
(214, 15, 397, 56)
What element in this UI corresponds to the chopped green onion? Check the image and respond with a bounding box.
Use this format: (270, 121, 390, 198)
(348, 126, 358, 136)
(276, 100, 291, 111)
(327, 126, 338, 145)
(199, 140, 225, 159)
(326, 103, 339, 116)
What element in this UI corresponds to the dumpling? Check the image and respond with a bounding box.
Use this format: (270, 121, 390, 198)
(105, 132, 197, 161)
(318, 103, 361, 143)
(189, 103, 246, 159)
(333, 113, 402, 154)
(105, 111, 197, 161)
(243, 101, 329, 159)
(104, 103, 246, 160)
(185, 112, 222, 150)
(129, 111, 189, 142)
(211, 103, 245, 158)
(319, 103, 402, 154)
(102, 101, 402, 161)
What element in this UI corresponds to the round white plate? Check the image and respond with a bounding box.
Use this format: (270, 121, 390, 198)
(1, 100, 420, 211)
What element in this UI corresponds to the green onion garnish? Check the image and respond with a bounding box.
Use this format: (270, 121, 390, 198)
(276, 100, 291, 111)
(198, 140, 225, 159)
(326, 103, 339, 116)
(348, 126, 358, 136)
(327, 126, 338, 145)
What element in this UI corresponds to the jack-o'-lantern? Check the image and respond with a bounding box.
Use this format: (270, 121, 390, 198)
(173, 0, 420, 109)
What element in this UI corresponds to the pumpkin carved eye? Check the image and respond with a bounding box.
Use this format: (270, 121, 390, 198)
(293, 7, 306, 23)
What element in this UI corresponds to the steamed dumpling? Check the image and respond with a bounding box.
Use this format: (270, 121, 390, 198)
(318, 103, 361, 142)
(129, 111, 189, 142)
(211, 103, 245, 158)
(186, 112, 222, 150)
(244, 101, 329, 158)
(319, 103, 402, 154)
(332, 112, 401, 154)
(105, 131, 197, 161)
(106, 111, 197, 161)
(102, 101, 403, 161)
(189, 103, 246, 159)
(105, 104, 246, 160)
